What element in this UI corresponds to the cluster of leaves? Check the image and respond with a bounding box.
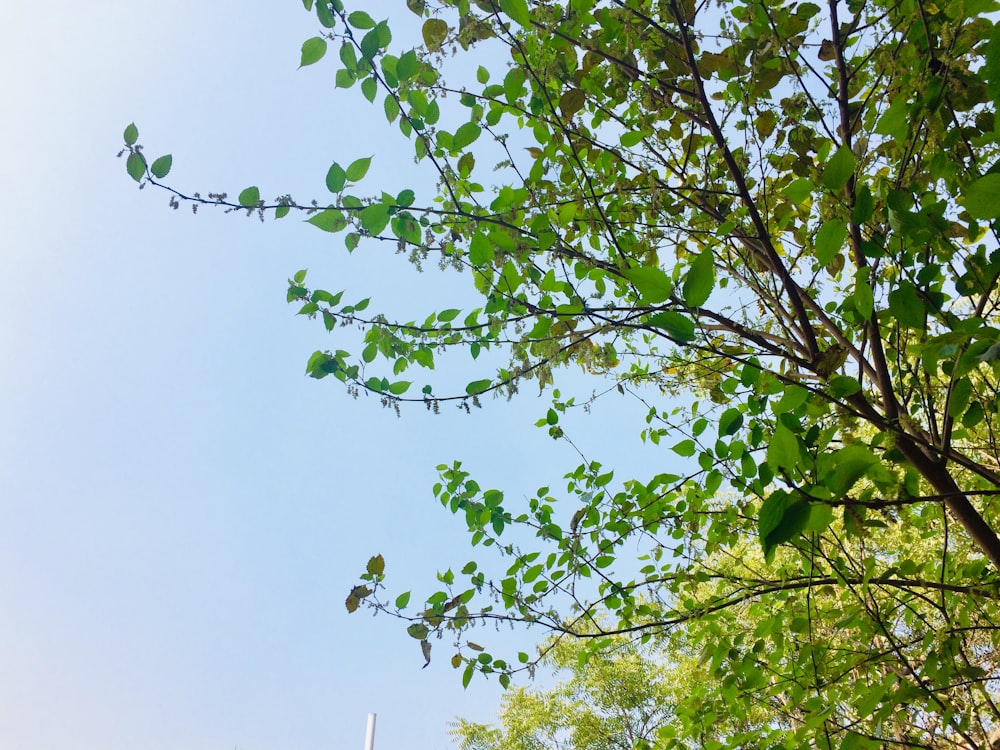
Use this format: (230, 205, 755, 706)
(450, 631, 680, 750)
(452, 538, 1000, 749)
(122, 0, 1000, 745)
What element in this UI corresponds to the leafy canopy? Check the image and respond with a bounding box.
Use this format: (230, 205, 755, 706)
(122, 0, 1000, 745)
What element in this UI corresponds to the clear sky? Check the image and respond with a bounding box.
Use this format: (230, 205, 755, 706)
(1, 3, 662, 749)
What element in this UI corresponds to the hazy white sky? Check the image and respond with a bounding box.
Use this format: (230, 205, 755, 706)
(1, 3, 663, 749)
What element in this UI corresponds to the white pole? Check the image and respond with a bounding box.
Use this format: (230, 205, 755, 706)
(364, 713, 377, 750)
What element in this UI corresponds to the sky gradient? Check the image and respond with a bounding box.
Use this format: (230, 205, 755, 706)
(1, 3, 663, 748)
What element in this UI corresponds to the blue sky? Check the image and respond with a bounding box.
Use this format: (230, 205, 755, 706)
(1, 3, 663, 749)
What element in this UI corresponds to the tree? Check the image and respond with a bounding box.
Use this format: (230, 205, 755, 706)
(450, 633, 681, 750)
(452, 528, 1000, 750)
(121, 0, 1000, 746)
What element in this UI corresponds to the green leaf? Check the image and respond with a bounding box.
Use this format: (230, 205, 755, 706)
(126, 152, 146, 182)
(854, 276, 874, 318)
(672, 439, 697, 457)
(384, 94, 400, 122)
(499, 260, 521, 294)
(422, 18, 449, 51)
(623, 266, 672, 304)
(755, 109, 776, 138)
(783, 177, 814, 204)
(804, 502, 835, 533)
(361, 76, 377, 103)
(392, 214, 422, 245)
(397, 50, 419, 81)
(359, 203, 391, 235)
(340, 42, 357, 71)
(299, 36, 328, 67)
(719, 407, 743, 437)
(315, 0, 334, 26)
(388, 381, 412, 395)
(307, 209, 348, 232)
(758, 491, 790, 544)
(395, 591, 411, 609)
(875, 97, 909, 143)
(326, 162, 347, 193)
(335, 68, 355, 88)
(556, 202, 577, 227)
(347, 10, 375, 28)
(647, 312, 695, 342)
(293, 269, 308, 284)
(466, 379, 492, 395)
(823, 146, 856, 192)
(758, 491, 811, 561)
(238, 186, 260, 207)
(469, 233, 493, 265)
(360, 28, 381, 60)
(853, 183, 874, 224)
(453, 122, 482, 150)
(558, 88, 586, 118)
(499, 0, 531, 27)
(888, 283, 925, 328)
(767, 422, 800, 472)
(772, 385, 808, 414)
(962, 174, 1000, 219)
(346, 156, 372, 182)
(305, 350, 329, 378)
(366, 554, 385, 575)
(828, 375, 861, 398)
(963, 400, 986, 428)
(620, 131, 644, 148)
(476, 65, 490, 84)
(407, 623, 430, 639)
(149, 155, 172, 179)
(123, 123, 139, 146)
(948, 377, 973, 419)
(682, 249, 714, 307)
(815, 219, 847, 266)
(376, 20, 392, 46)
(826, 444, 878, 495)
